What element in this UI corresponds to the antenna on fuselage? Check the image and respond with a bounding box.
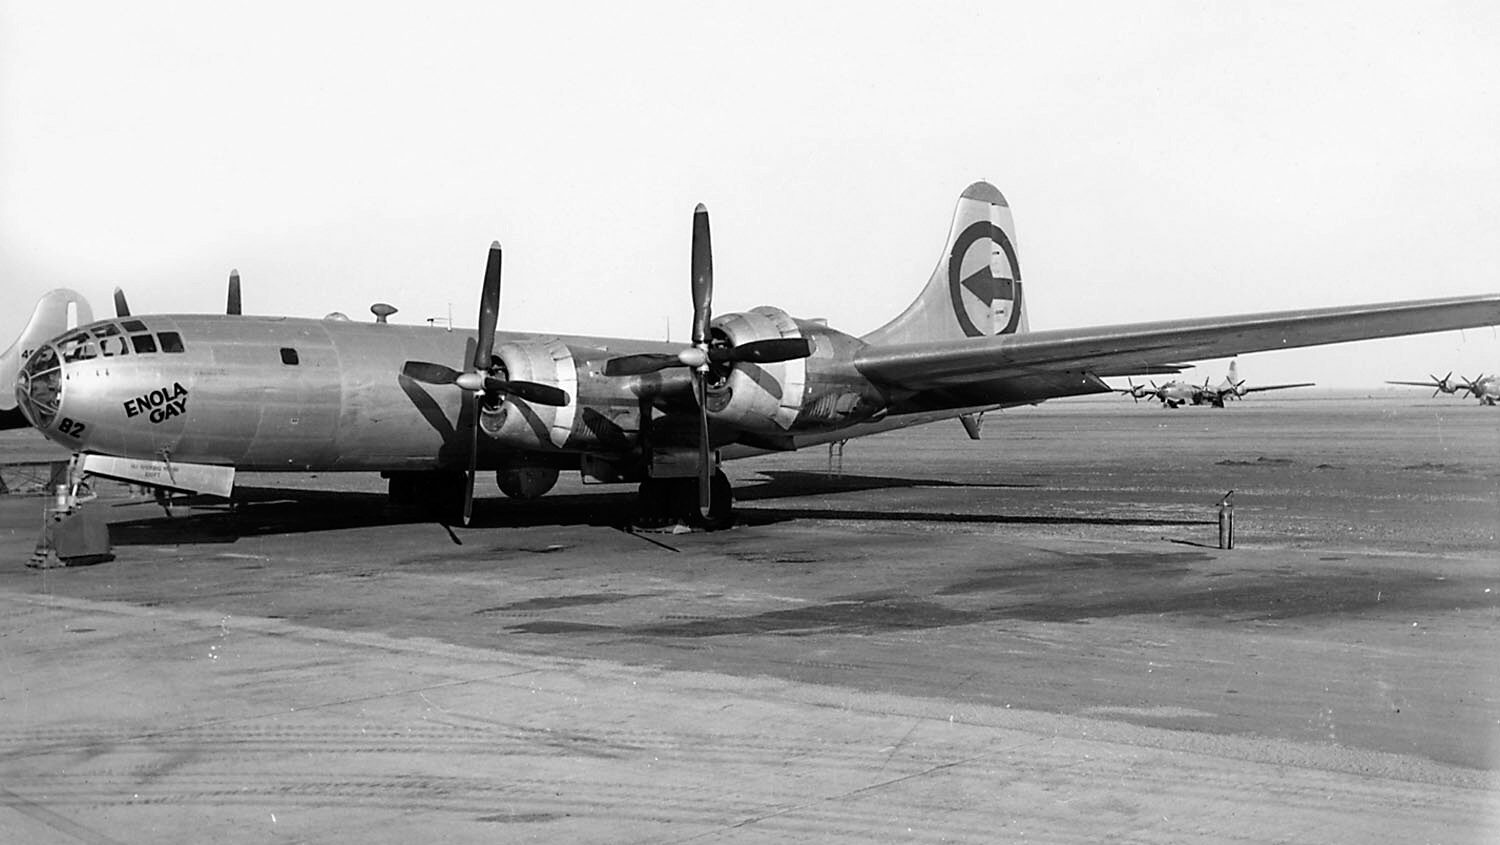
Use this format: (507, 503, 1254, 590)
(371, 303, 397, 323)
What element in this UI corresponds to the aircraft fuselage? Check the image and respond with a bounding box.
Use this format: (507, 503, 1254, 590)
(14, 312, 919, 476)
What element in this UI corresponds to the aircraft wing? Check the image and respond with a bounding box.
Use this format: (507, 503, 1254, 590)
(1239, 382, 1316, 394)
(855, 294, 1500, 391)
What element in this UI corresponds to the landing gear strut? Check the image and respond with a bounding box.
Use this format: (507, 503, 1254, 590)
(636, 469, 732, 530)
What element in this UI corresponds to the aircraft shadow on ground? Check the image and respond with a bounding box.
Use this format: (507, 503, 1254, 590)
(103, 486, 642, 545)
(101, 470, 1199, 545)
(732, 470, 1207, 529)
(732, 470, 1038, 501)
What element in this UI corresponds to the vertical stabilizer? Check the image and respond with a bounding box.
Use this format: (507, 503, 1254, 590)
(862, 181, 1026, 346)
(2, 289, 93, 427)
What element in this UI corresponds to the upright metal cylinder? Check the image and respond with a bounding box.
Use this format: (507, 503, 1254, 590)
(1218, 504, 1234, 549)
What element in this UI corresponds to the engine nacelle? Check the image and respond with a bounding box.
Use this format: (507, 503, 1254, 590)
(477, 339, 578, 449)
(706, 307, 886, 433)
(704, 307, 806, 433)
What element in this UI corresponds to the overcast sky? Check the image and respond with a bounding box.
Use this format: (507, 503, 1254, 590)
(3, 2, 1497, 389)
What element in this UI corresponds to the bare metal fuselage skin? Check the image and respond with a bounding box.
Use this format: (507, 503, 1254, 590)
(16, 313, 1057, 476)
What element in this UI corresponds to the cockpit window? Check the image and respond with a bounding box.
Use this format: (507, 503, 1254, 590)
(85, 323, 130, 356)
(158, 332, 185, 353)
(130, 334, 158, 354)
(122, 319, 148, 333)
(58, 332, 98, 362)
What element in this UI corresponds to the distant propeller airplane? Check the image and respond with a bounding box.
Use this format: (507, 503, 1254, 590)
(1388, 372, 1499, 405)
(1387, 372, 1498, 404)
(1117, 361, 1313, 408)
(1197, 360, 1314, 407)
(1116, 378, 1200, 409)
(12, 181, 1500, 527)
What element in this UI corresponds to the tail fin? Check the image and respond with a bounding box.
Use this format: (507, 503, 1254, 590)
(862, 181, 1026, 346)
(1, 289, 93, 427)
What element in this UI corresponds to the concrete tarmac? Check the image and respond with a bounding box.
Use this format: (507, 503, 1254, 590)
(1, 396, 1496, 842)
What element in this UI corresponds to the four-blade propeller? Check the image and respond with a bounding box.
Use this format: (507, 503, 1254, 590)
(400, 242, 571, 525)
(1116, 378, 1153, 402)
(600, 204, 810, 519)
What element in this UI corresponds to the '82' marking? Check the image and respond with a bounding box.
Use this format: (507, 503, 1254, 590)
(57, 417, 87, 438)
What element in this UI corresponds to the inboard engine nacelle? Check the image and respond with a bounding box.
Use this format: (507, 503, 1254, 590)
(706, 307, 885, 433)
(478, 338, 579, 449)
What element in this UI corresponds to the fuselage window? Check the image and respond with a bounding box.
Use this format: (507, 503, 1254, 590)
(122, 319, 148, 333)
(280, 347, 300, 365)
(100, 335, 130, 356)
(158, 332, 185, 353)
(130, 334, 158, 354)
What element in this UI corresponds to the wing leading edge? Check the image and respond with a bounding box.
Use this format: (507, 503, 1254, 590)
(854, 294, 1500, 391)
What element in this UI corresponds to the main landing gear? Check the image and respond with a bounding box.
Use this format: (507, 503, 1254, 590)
(385, 466, 736, 530)
(636, 469, 732, 531)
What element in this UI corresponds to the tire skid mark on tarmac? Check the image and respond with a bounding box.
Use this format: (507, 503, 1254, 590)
(3, 717, 1485, 835)
(0, 784, 125, 845)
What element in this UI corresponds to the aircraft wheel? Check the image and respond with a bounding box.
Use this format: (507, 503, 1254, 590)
(697, 470, 734, 530)
(634, 473, 733, 530)
(671, 471, 733, 530)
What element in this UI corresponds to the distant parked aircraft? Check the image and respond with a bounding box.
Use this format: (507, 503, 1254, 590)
(1458, 374, 1499, 405)
(1116, 378, 1201, 408)
(1386, 372, 1466, 398)
(1116, 361, 1313, 408)
(1197, 360, 1315, 408)
(1388, 372, 1497, 405)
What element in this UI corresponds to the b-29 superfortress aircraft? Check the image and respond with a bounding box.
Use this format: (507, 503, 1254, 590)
(1388, 372, 1499, 405)
(1116, 360, 1314, 408)
(11, 182, 1500, 526)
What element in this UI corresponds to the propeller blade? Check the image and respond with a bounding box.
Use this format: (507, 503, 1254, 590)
(691, 371, 712, 518)
(690, 205, 713, 347)
(487, 378, 570, 407)
(474, 242, 502, 371)
(689, 204, 715, 520)
(113, 288, 131, 318)
(226, 270, 242, 315)
(401, 361, 462, 385)
(708, 337, 812, 365)
(463, 394, 478, 526)
(603, 352, 684, 377)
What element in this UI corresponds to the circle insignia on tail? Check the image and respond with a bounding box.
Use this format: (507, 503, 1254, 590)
(948, 220, 1022, 337)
